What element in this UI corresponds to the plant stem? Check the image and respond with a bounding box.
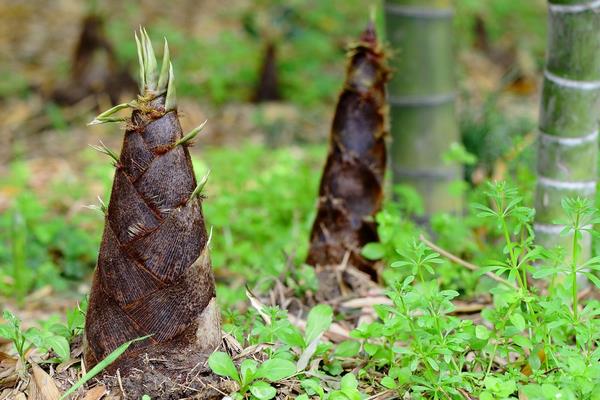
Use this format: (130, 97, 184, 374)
(501, 217, 526, 291)
(571, 213, 580, 322)
(485, 342, 499, 377)
(418, 267, 425, 285)
(419, 235, 517, 289)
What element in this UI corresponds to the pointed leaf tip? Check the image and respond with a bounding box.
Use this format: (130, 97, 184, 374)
(175, 120, 208, 147)
(360, 20, 377, 45)
(158, 37, 170, 91)
(165, 61, 177, 111)
(143, 28, 158, 91)
(189, 169, 211, 202)
(134, 31, 145, 92)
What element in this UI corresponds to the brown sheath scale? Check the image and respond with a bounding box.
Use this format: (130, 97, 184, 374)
(306, 24, 390, 289)
(84, 30, 220, 375)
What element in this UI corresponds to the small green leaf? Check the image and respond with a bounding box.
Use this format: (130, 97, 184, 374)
(0, 325, 12, 340)
(480, 391, 494, 400)
(509, 313, 526, 331)
(475, 325, 490, 340)
(276, 326, 305, 348)
(250, 381, 277, 400)
(208, 351, 240, 382)
(256, 358, 296, 382)
(305, 304, 333, 344)
(585, 272, 600, 290)
(240, 358, 258, 386)
(512, 335, 531, 350)
(381, 376, 397, 389)
(301, 378, 325, 398)
(334, 340, 360, 357)
(426, 357, 439, 371)
(391, 260, 410, 269)
(362, 243, 385, 260)
(340, 373, 358, 391)
(340, 373, 361, 400)
(44, 335, 70, 362)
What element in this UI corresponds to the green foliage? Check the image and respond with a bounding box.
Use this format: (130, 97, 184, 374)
(202, 144, 321, 304)
(0, 162, 103, 293)
(208, 351, 296, 399)
(0, 144, 322, 306)
(0, 310, 70, 363)
(4, 153, 600, 398)
(212, 301, 368, 399)
(460, 93, 537, 182)
(351, 185, 600, 398)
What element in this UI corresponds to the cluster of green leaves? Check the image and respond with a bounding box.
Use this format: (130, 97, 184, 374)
(357, 183, 600, 399)
(361, 185, 480, 295)
(215, 180, 600, 399)
(0, 144, 323, 307)
(460, 92, 537, 183)
(0, 302, 85, 364)
(200, 144, 322, 305)
(214, 303, 365, 399)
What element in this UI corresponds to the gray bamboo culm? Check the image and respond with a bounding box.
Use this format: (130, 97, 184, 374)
(384, 0, 462, 219)
(534, 0, 600, 255)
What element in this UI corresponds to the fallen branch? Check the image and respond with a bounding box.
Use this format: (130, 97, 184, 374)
(419, 234, 518, 289)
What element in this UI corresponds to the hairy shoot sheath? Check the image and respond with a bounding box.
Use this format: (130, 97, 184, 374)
(84, 29, 220, 376)
(306, 23, 390, 297)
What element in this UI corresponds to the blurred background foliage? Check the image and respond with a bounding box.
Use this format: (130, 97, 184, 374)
(0, 0, 549, 309)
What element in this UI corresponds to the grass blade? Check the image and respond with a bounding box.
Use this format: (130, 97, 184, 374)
(60, 335, 151, 400)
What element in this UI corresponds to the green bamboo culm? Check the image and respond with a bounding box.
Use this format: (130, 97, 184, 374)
(534, 0, 600, 255)
(384, 0, 461, 220)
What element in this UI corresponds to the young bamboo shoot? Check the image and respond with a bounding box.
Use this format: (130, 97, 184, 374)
(84, 30, 220, 378)
(306, 23, 389, 298)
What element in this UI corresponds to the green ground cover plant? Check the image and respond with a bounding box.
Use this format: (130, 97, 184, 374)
(2, 141, 600, 398)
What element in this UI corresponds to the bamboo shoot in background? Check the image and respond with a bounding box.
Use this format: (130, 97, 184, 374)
(51, 14, 137, 106)
(306, 23, 389, 298)
(384, 0, 462, 220)
(84, 30, 221, 378)
(534, 0, 600, 255)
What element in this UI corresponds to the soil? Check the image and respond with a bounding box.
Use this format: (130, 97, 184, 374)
(102, 348, 238, 399)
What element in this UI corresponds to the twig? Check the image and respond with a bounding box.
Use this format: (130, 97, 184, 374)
(578, 286, 593, 301)
(116, 369, 126, 398)
(366, 389, 397, 400)
(419, 234, 518, 289)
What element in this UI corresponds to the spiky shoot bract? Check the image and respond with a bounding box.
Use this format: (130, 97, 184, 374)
(84, 29, 220, 377)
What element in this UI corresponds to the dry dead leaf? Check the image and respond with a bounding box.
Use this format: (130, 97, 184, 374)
(28, 363, 61, 400)
(81, 385, 107, 400)
(56, 358, 80, 374)
(0, 355, 18, 389)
